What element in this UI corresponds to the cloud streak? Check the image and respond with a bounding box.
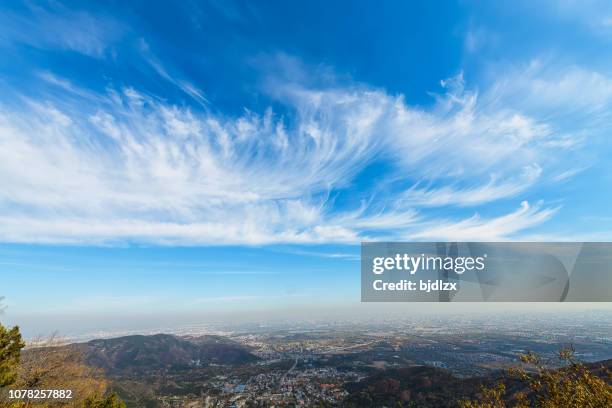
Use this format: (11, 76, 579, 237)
(0, 56, 606, 244)
(0, 4, 123, 58)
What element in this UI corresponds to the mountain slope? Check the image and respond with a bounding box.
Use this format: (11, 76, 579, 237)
(82, 334, 258, 373)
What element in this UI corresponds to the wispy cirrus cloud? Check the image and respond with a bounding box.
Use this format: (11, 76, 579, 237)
(0, 3, 123, 58)
(409, 201, 558, 241)
(398, 165, 542, 208)
(0, 54, 608, 244)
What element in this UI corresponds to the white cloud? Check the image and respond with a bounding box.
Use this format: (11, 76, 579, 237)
(137, 38, 209, 105)
(551, 167, 588, 183)
(410, 201, 558, 241)
(398, 164, 542, 207)
(0, 60, 603, 244)
(508, 63, 612, 114)
(0, 5, 123, 58)
(464, 25, 497, 53)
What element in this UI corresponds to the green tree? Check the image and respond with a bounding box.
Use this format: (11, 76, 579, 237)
(0, 324, 25, 388)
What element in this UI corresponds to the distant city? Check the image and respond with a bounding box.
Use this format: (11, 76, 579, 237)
(41, 310, 611, 407)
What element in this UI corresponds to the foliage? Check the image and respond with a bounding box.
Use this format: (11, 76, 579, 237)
(0, 323, 126, 408)
(460, 346, 612, 408)
(459, 382, 509, 408)
(13, 336, 108, 403)
(82, 393, 126, 408)
(0, 324, 25, 388)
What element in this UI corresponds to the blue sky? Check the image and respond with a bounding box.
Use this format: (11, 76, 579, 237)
(1, 1, 612, 335)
